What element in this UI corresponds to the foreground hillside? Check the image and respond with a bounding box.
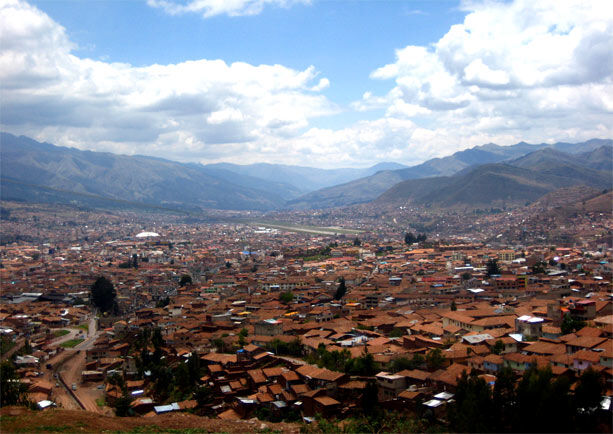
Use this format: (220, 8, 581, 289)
(0, 407, 300, 433)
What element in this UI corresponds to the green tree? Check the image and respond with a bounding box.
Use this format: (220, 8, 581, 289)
(195, 385, 214, 408)
(90, 276, 116, 313)
(561, 313, 586, 335)
(492, 339, 505, 355)
(0, 361, 29, 407)
(334, 277, 347, 300)
(486, 259, 501, 277)
(425, 348, 445, 371)
(574, 367, 604, 433)
(238, 328, 248, 348)
(179, 274, 192, 287)
(492, 366, 516, 432)
(114, 393, 133, 417)
(353, 237, 362, 246)
(448, 371, 495, 432)
(450, 300, 457, 311)
(404, 232, 416, 245)
(279, 291, 294, 304)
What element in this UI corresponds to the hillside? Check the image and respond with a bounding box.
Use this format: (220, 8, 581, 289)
(203, 161, 408, 193)
(0, 407, 300, 433)
(0, 133, 296, 211)
(376, 147, 612, 208)
(287, 139, 612, 209)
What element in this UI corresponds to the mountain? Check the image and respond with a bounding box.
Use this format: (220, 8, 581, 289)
(202, 161, 408, 193)
(376, 147, 612, 208)
(288, 139, 613, 209)
(0, 133, 295, 211)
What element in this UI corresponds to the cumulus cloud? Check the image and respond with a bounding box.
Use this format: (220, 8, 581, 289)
(1, 0, 612, 169)
(355, 0, 613, 157)
(0, 0, 334, 162)
(146, 0, 310, 18)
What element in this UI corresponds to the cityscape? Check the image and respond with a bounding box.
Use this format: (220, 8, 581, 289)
(1, 0, 612, 432)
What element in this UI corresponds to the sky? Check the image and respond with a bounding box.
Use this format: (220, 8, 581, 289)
(1, 0, 612, 169)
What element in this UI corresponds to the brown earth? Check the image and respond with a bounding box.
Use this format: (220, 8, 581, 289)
(0, 407, 301, 433)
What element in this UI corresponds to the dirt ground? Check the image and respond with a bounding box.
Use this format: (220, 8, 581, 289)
(0, 407, 302, 433)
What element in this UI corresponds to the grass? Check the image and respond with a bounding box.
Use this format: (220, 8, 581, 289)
(96, 398, 106, 407)
(60, 338, 84, 348)
(53, 329, 70, 338)
(76, 324, 89, 332)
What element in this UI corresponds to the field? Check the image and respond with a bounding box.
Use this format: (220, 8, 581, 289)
(252, 221, 364, 236)
(60, 339, 84, 348)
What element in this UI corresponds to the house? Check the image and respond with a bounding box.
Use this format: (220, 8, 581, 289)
(254, 319, 283, 336)
(376, 372, 406, 401)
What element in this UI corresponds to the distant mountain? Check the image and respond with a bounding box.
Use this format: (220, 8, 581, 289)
(0, 133, 294, 211)
(288, 139, 612, 209)
(376, 147, 612, 208)
(202, 161, 408, 193)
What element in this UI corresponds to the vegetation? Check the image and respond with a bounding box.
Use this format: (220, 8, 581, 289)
(305, 344, 379, 376)
(60, 338, 84, 348)
(425, 348, 445, 371)
(389, 353, 425, 373)
(155, 296, 170, 308)
(279, 291, 294, 304)
(53, 329, 70, 338)
(486, 258, 501, 276)
(90, 276, 117, 314)
(404, 232, 427, 245)
(0, 361, 30, 407)
(561, 313, 586, 335)
(179, 274, 192, 287)
(448, 366, 606, 433)
(0, 335, 16, 356)
(264, 337, 302, 356)
(334, 277, 347, 300)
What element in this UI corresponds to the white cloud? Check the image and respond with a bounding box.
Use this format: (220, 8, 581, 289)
(146, 0, 310, 18)
(1, 0, 612, 170)
(352, 0, 613, 160)
(0, 0, 335, 163)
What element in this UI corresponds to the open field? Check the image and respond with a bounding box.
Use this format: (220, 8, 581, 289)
(252, 221, 364, 235)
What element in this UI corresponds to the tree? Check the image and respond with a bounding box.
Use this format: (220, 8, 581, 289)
(492, 366, 516, 432)
(448, 371, 495, 433)
(404, 232, 416, 245)
(0, 361, 29, 407)
(486, 258, 501, 277)
(90, 276, 116, 314)
(426, 348, 445, 371)
(574, 367, 604, 429)
(132, 253, 138, 269)
(561, 313, 585, 335)
(279, 291, 294, 304)
(334, 277, 347, 300)
(450, 300, 457, 311)
(238, 328, 248, 348)
(195, 385, 214, 408)
(179, 274, 192, 287)
(114, 393, 133, 417)
(531, 261, 547, 275)
(353, 237, 362, 246)
(492, 339, 505, 355)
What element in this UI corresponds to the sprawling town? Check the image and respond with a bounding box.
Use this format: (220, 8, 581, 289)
(1, 199, 611, 432)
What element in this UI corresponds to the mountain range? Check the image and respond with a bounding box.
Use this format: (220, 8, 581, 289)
(1, 132, 611, 211)
(287, 139, 612, 209)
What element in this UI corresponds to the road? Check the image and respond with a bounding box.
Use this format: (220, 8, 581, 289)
(45, 315, 109, 414)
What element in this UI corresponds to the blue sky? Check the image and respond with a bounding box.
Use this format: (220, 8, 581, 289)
(32, 1, 464, 109)
(1, 0, 612, 168)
